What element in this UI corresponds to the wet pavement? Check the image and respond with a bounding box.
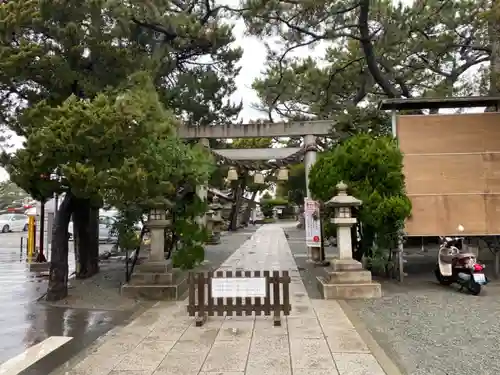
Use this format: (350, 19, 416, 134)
(0, 228, 260, 374)
(0, 232, 116, 366)
(49, 223, 394, 375)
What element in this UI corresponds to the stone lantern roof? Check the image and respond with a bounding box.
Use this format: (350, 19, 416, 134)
(325, 181, 362, 207)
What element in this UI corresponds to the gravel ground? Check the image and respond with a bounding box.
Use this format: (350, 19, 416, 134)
(285, 226, 500, 375)
(349, 268, 500, 375)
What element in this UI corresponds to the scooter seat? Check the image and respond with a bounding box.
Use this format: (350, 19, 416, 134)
(440, 254, 455, 263)
(456, 253, 475, 259)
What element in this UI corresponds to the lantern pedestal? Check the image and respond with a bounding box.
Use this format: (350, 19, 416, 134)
(121, 218, 187, 300)
(317, 258, 381, 299)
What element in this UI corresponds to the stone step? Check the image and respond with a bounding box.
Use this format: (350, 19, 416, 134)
(327, 270, 372, 284)
(330, 259, 363, 272)
(129, 272, 173, 285)
(317, 277, 382, 299)
(121, 276, 188, 300)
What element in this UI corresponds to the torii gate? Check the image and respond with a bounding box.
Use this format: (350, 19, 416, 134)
(178, 120, 332, 262)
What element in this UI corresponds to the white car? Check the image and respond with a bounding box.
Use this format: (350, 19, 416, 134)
(0, 213, 29, 233)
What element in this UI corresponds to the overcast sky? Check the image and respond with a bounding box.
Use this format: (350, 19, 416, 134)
(0, 8, 277, 182)
(1, 0, 482, 183)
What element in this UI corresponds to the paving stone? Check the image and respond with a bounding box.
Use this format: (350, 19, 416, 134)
(332, 353, 386, 375)
(246, 334, 291, 375)
(325, 329, 370, 353)
(62, 224, 393, 375)
(216, 318, 254, 340)
(293, 370, 340, 375)
(201, 339, 251, 372)
(289, 338, 336, 370)
(113, 339, 175, 372)
(287, 316, 324, 339)
(155, 340, 212, 375)
(146, 319, 190, 341)
(70, 353, 123, 375)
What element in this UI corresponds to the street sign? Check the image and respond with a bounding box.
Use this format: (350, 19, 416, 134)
(305, 198, 321, 247)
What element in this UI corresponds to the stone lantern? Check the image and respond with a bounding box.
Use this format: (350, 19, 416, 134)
(141, 203, 172, 271)
(325, 181, 362, 260)
(122, 201, 185, 299)
(317, 181, 381, 300)
(206, 196, 223, 244)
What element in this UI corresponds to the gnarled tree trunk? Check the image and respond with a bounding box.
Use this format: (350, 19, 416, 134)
(73, 199, 99, 279)
(87, 206, 99, 275)
(46, 193, 74, 301)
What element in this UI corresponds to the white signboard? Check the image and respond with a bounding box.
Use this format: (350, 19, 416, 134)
(211, 277, 267, 298)
(305, 198, 322, 247)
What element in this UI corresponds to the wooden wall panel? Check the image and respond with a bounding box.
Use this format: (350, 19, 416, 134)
(404, 196, 440, 236)
(397, 113, 500, 236)
(403, 154, 485, 195)
(406, 195, 487, 236)
(483, 153, 500, 192)
(485, 195, 500, 233)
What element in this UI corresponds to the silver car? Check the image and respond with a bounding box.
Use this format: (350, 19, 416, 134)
(68, 215, 118, 243)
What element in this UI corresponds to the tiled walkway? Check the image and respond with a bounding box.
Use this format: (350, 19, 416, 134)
(59, 224, 389, 375)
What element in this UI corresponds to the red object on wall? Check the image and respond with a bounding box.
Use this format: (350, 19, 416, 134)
(313, 235, 319, 242)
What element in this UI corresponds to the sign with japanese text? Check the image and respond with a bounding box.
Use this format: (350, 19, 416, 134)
(304, 198, 321, 247)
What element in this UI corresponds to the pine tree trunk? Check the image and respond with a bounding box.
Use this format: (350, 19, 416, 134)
(73, 199, 99, 279)
(46, 193, 74, 301)
(87, 207, 99, 275)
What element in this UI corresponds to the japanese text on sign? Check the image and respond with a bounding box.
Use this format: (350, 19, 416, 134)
(211, 277, 267, 298)
(305, 198, 322, 247)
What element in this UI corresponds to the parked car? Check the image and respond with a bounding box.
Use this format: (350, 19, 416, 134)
(0, 213, 29, 233)
(68, 215, 118, 243)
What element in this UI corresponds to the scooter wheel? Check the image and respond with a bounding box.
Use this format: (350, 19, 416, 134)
(435, 266, 453, 286)
(469, 281, 481, 296)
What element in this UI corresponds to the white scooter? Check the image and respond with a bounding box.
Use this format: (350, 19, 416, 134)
(435, 225, 488, 295)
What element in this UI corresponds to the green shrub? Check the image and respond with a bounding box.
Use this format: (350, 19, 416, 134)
(260, 198, 294, 219)
(309, 134, 411, 262)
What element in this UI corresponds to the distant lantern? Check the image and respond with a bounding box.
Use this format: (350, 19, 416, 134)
(277, 167, 289, 181)
(227, 166, 238, 181)
(254, 171, 265, 184)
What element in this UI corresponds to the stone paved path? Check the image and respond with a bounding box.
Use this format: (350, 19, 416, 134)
(56, 223, 390, 375)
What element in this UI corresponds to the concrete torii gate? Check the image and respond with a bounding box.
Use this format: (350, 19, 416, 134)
(178, 120, 332, 262)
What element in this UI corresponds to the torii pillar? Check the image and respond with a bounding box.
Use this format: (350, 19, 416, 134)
(304, 134, 320, 262)
(177, 120, 332, 258)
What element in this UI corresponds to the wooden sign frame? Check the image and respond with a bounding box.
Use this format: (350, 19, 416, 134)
(187, 270, 291, 327)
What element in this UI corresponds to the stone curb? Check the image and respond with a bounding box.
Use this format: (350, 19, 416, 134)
(338, 300, 408, 375)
